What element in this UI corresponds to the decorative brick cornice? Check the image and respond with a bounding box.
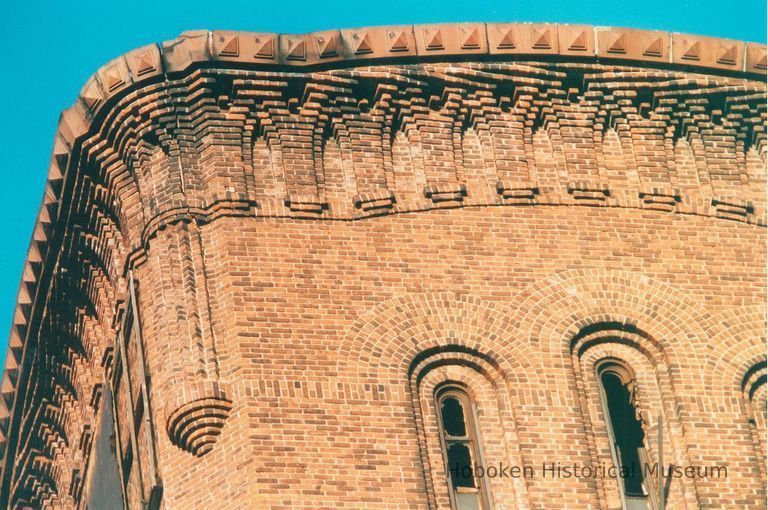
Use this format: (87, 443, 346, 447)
(58, 25, 766, 148)
(1, 23, 766, 506)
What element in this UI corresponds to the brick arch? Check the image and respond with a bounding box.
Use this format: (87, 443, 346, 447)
(507, 268, 709, 394)
(409, 349, 506, 390)
(416, 365, 531, 510)
(703, 304, 767, 395)
(337, 292, 543, 389)
(698, 304, 768, 498)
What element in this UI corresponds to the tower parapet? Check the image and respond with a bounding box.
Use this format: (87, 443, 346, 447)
(1, 23, 765, 508)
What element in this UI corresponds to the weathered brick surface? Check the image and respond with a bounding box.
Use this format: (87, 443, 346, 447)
(0, 23, 765, 509)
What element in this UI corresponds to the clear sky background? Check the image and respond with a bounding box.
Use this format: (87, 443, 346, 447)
(0, 0, 765, 361)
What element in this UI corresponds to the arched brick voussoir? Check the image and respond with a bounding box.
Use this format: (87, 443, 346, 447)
(337, 292, 543, 390)
(704, 304, 767, 395)
(507, 268, 710, 393)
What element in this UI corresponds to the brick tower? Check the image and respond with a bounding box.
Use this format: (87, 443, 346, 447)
(0, 23, 766, 509)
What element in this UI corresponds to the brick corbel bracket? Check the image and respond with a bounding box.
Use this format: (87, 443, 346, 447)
(424, 184, 468, 203)
(639, 187, 681, 212)
(154, 221, 232, 457)
(166, 382, 233, 457)
(353, 191, 397, 212)
(567, 181, 611, 205)
(496, 181, 539, 204)
(712, 196, 755, 221)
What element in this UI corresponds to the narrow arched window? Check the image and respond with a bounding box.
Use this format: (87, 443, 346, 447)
(435, 385, 491, 510)
(597, 361, 652, 510)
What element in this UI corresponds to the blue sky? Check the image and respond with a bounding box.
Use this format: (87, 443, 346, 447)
(0, 0, 765, 361)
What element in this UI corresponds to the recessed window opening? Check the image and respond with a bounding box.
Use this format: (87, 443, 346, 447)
(435, 384, 491, 510)
(597, 360, 652, 510)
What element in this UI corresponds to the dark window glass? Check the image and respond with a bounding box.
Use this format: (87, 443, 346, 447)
(441, 397, 467, 437)
(447, 443, 476, 488)
(601, 372, 647, 498)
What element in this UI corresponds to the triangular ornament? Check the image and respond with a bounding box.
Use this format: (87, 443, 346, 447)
(716, 44, 737, 65)
(497, 27, 516, 49)
(317, 34, 340, 58)
(461, 27, 480, 49)
(286, 39, 307, 61)
(532, 28, 552, 49)
(80, 83, 102, 110)
(354, 33, 373, 55)
(682, 41, 700, 61)
(102, 66, 124, 91)
(608, 33, 626, 54)
(135, 52, 155, 75)
(568, 31, 588, 51)
(643, 37, 664, 57)
(424, 29, 444, 50)
(389, 31, 409, 52)
(255, 37, 275, 59)
(220, 37, 240, 57)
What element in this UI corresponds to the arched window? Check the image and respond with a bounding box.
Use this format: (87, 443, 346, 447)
(742, 360, 767, 473)
(597, 360, 652, 510)
(435, 385, 491, 510)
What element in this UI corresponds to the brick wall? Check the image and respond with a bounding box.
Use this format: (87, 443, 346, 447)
(131, 209, 765, 508)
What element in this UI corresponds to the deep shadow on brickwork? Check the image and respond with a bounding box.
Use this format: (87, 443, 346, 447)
(0, 23, 766, 509)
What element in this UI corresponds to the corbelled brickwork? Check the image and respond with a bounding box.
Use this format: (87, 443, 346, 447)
(1, 23, 766, 509)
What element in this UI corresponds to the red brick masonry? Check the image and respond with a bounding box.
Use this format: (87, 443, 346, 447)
(0, 23, 766, 508)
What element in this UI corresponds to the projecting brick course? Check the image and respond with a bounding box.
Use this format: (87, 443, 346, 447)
(0, 23, 765, 509)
